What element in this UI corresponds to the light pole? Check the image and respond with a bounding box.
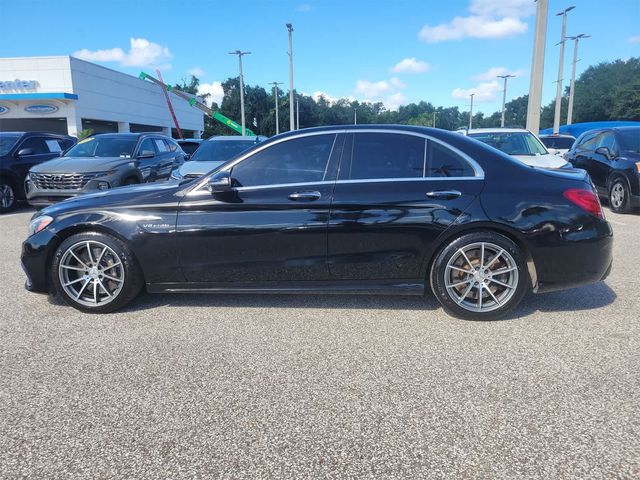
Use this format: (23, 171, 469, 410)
(354, 108, 357, 125)
(228, 50, 251, 136)
(433, 111, 436, 128)
(526, 0, 549, 135)
(469, 94, 475, 130)
(566, 33, 589, 125)
(553, 6, 575, 134)
(497, 74, 515, 127)
(286, 23, 295, 131)
(296, 99, 300, 129)
(269, 81, 282, 135)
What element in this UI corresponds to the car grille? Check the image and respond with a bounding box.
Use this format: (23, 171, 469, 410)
(30, 173, 102, 190)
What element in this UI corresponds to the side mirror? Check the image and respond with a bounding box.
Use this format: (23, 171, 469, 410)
(138, 150, 155, 158)
(207, 170, 232, 193)
(17, 148, 35, 157)
(595, 146, 613, 159)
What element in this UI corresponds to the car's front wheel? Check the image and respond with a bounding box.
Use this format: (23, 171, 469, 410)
(430, 232, 530, 320)
(51, 232, 143, 313)
(609, 179, 630, 214)
(0, 178, 17, 214)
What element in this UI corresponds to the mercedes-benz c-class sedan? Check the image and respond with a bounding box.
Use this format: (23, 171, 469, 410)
(21, 126, 613, 320)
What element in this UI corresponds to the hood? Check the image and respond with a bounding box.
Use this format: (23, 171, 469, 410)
(178, 160, 225, 177)
(511, 153, 568, 169)
(39, 181, 180, 218)
(31, 156, 135, 174)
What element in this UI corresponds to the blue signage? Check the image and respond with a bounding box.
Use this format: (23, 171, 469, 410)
(24, 104, 58, 114)
(0, 105, 8, 114)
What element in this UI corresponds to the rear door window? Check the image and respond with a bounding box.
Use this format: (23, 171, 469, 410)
(348, 132, 425, 180)
(427, 141, 475, 178)
(154, 138, 169, 153)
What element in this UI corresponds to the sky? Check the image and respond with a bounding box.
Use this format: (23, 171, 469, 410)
(1, 0, 639, 114)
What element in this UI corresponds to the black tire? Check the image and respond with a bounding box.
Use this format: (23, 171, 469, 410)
(51, 231, 144, 313)
(430, 231, 530, 320)
(608, 179, 630, 214)
(0, 177, 18, 214)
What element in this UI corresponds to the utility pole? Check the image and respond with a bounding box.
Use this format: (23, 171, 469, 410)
(497, 74, 515, 127)
(269, 81, 282, 135)
(553, 6, 575, 134)
(566, 33, 589, 125)
(296, 99, 300, 129)
(469, 94, 475, 130)
(526, 0, 549, 135)
(228, 50, 251, 136)
(433, 111, 436, 128)
(286, 23, 295, 131)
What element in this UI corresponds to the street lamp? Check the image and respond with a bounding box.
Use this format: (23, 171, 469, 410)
(497, 74, 515, 127)
(552, 6, 575, 134)
(566, 33, 590, 125)
(269, 81, 282, 135)
(228, 50, 251, 136)
(526, 0, 549, 135)
(469, 93, 475, 130)
(286, 23, 295, 131)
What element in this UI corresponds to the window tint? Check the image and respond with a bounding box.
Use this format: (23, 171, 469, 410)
(427, 141, 475, 178)
(154, 138, 168, 153)
(137, 138, 156, 155)
(578, 132, 600, 151)
(231, 134, 336, 187)
(19, 137, 49, 155)
(349, 133, 425, 180)
(44, 139, 62, 153)
(167, 139, 179, 152)
(597, 132, 617, 153)
(540, 137, 574, 149)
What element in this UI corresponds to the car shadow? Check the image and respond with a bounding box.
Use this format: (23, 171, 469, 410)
(111, 280, 616, 321)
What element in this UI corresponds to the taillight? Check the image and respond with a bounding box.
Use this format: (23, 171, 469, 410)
(563, 188, 604, 219)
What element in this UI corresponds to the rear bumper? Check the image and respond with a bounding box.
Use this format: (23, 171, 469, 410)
(533, 220, 614, 293)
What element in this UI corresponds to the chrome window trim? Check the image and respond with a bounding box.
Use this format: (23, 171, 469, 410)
(188, 128, 484, 196)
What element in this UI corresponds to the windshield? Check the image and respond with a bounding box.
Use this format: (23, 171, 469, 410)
(0, 134, 21, 156)
(64, 136, 137, 158)
(540, 136, 575, 150)
(617, 129, 640, 152)
(469, 132, 548, 156)
(191, 140, 257, 163)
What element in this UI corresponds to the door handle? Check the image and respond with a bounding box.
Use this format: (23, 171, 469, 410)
(426, 190, 462, 200)
(288, 190, 321, 202)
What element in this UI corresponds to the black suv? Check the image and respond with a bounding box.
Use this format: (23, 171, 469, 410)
(26, 132, 186, 207)
(566, 127, 640, 213)
(0, 132, 76, 213)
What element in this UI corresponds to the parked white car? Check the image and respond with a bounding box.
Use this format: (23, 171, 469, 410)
(462, 128, 570, 168)
(539, 133, 576, 157)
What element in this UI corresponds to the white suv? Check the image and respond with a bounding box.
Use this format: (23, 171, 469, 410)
(462, 128, 569, 168)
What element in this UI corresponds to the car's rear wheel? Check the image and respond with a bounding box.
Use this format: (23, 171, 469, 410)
(51, 232, 143, 313)
(0, 178, 17, 214)
(609, 179, 630, 214)
(430, 232, 530, 320)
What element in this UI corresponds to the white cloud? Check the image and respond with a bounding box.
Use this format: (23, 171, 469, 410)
(187, 67, 205, 77)
(390, 57, 431, 74)
(418, 0, 533, 43)
(197, 81, 224, 107)
(311, 91, 357, 103)
(452, 80, 502, 102)
(354, 77, 407, 111)
(628, 36, 640, 44)
(389, 77, 406, 89)
(296, 3, 312, 12)
(473, 66, 525, 81)
(355, 79, 392, 98)
(385, 92, 407, 111)
(73, 38, 173, 69)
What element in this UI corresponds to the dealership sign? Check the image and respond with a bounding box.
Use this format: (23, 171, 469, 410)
(0, 79, 38, 90)
(25, 104, 58, 114)
(0, 105, 9, 115)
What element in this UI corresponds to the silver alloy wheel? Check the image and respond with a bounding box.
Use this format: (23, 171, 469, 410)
(444, 242, 519, 313)
(611, 182, 625, 209)
(58, 240, 125, 307)
(0, 183, 15, 209)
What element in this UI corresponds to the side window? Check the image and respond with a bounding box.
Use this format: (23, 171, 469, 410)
(166, 139, 178, 152)
(137, 138, 156, 155)
(154, 138, 169, 153)
(231, 134, 336, 187)
(44, 139, 63, 153)
(578, 132, 600, 151)
(597, 132, 617, 154)
(18, 137, 49, 155)
(349, 133, 425, 180)
(426, 141, 475, 178)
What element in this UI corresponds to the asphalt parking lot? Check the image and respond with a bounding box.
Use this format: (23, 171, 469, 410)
(0, 206, 638, 479)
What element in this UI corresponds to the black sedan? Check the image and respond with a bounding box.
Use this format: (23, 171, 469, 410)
(566, 126, 640, 213)
(21, 125, 613, 320)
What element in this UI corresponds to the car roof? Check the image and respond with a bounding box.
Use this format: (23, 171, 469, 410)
(539, 133, 575, 138)
(206, 135, 267, 142)
(0, 131, 73, 138)
(466, 128, 529, 134)
(178, 139, 203, 143)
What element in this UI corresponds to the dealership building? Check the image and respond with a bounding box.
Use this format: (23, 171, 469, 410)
(0, 56, 204, 138)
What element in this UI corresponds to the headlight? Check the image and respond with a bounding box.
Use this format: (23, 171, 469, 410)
(28, 215, 53, 236)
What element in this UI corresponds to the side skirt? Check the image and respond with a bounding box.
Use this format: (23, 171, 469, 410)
(146, 279, 426, 296)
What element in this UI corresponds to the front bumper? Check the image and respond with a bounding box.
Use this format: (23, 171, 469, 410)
(25, 176, 116, 206)
(21, 228, 59, 293)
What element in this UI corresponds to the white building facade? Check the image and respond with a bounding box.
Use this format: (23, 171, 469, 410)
(0, 56, 204, 138)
